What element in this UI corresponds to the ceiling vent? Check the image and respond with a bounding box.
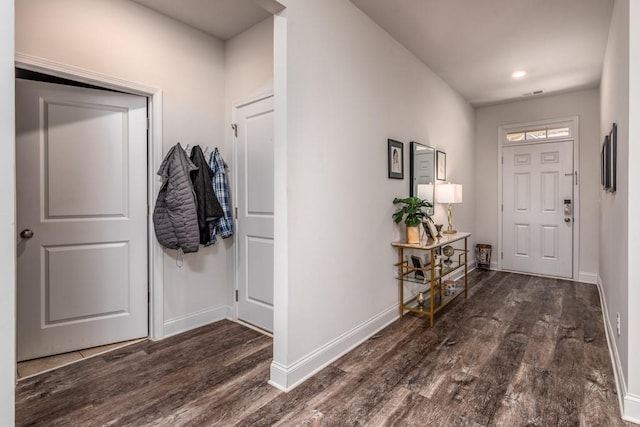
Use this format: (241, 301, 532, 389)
(522, 90, 544, 97)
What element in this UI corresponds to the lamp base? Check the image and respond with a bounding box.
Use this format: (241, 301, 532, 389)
(444, 204, 457, 235)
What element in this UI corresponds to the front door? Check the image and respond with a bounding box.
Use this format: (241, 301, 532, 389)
(234, 95, 274, 332)
(16, 79, 148, 361)
(502, 140, 573, 278)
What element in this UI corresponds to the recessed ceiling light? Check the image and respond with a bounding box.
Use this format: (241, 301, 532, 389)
(512, 70, 527, 79)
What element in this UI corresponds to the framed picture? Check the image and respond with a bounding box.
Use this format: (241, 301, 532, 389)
(426, 220, 438, 240)
(602, 122, 617, 192)
(388, 139, 404, 179)
(422, 219, 437, 241)
(436, 150, 446, 181)
(603, 135, 611, 190)
(601, 140, 606, 187)
(609, 123, 617, 192)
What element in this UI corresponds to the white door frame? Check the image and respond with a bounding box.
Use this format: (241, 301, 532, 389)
(231, 91, 274, 333)
(497, 116, 580, 280)
(14, 52, 166, 340)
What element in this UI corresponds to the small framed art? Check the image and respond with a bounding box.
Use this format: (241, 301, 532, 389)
(602, 135, 609, 190)
(608, 122, 617, 192)
(388, 139, 404, 179)
(436, 150, 446, 181)
(602, 122, 617, 192)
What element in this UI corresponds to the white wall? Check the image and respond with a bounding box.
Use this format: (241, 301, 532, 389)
(15, 0, 230, 335)
(600, 0, 640, 420)
(627, 0, 640, 404)
(475, 89, 601, 281)
(0, 0, 15, 423)
(271, 0, 475, 389)
(226, 17, 274, 106)
(600, 0, 630, 393)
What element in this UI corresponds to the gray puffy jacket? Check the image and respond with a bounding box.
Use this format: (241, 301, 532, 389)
(153, 143, 200, 253)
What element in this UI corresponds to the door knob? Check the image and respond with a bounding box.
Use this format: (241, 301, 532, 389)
(20, 229, 34, 239)
(564, 218, 571, 223)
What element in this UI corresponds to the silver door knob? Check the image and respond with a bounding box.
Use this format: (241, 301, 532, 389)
(20, 229, 34, 239)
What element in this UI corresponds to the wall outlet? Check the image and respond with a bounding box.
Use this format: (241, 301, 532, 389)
(616, 312, 621, 336)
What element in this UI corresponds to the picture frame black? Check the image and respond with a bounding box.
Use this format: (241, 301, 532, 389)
(388, 139, 404, 179)
(602, 122, 617, 192)
(601, 138, 606, 187)
(411, 255, 424, 280)
(436, 150, 446, 181)
(609, 122, 617, 192)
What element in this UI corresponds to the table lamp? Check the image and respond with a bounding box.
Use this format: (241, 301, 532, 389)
(436, 183, 462, 234)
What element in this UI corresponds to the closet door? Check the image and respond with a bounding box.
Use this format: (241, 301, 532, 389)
(16, 79, 148, 361)
(234, 95, 274, 332)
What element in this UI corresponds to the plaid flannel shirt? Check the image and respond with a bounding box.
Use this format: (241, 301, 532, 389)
(209, 148, 233, 243)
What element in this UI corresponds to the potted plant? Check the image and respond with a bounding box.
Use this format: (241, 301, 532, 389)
(392, 197, 433, 244)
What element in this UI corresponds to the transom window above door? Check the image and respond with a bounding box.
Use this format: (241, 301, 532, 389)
(506, 126, 571, 143)
(501, 118, 575, 145)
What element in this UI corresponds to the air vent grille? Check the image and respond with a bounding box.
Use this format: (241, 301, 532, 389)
(522, 90, 544, 97)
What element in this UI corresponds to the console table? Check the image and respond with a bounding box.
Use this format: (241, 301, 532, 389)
(392, 232, 470, 327)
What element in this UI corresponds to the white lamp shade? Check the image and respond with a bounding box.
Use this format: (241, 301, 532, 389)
(436, 183, 462, 204)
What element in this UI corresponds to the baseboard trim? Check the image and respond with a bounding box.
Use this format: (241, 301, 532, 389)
(268, 362, 289, 392)
(268, 303, 399, 392)
(163, 305, 230, 338)
(268, 263, 476, 392)
(623, 393, 640, 424)
(596, 276, 633, 422)
(578, 271, 598, 284)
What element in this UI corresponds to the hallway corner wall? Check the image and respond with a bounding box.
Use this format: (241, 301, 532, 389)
(600, 0, 640, 421)
(270, 0, 475, 389)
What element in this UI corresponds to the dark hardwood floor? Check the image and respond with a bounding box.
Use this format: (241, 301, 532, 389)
(16, 270, 631, 426)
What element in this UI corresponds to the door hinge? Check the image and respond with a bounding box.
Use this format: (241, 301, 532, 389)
(501, 252, 504, 260)
(146, 116, 150, 130)
(235, 207, 238, 219)
(148, 291, 151, 303)
(501, 204, 503, 212)
(235, 290, 239, 302)
(231, 123, 238, 138)
(501, 156, 504, 164)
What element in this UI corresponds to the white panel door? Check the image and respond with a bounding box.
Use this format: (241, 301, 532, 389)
(16, 79, 148, 361)
(235, 95, 274, 332)
(502, 141, 573, 278)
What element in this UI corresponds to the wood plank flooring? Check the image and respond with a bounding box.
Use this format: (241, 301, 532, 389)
(17, 339, 144, 379)
(16, 270, 631, 426)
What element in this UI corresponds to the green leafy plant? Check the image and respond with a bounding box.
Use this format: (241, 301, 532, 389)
(392, 197, 433, 227)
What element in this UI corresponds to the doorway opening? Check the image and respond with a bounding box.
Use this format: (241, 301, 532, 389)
(497, 117, 580, 279)
(14, 54, 166, 372)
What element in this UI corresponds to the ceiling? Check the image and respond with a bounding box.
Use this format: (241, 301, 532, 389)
(131, 0, 278, 41)
(349, 0, 615, 106)
(131, 0, 614, 107)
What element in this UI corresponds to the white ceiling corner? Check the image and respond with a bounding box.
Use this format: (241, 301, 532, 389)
(131, 0, 276, 41)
